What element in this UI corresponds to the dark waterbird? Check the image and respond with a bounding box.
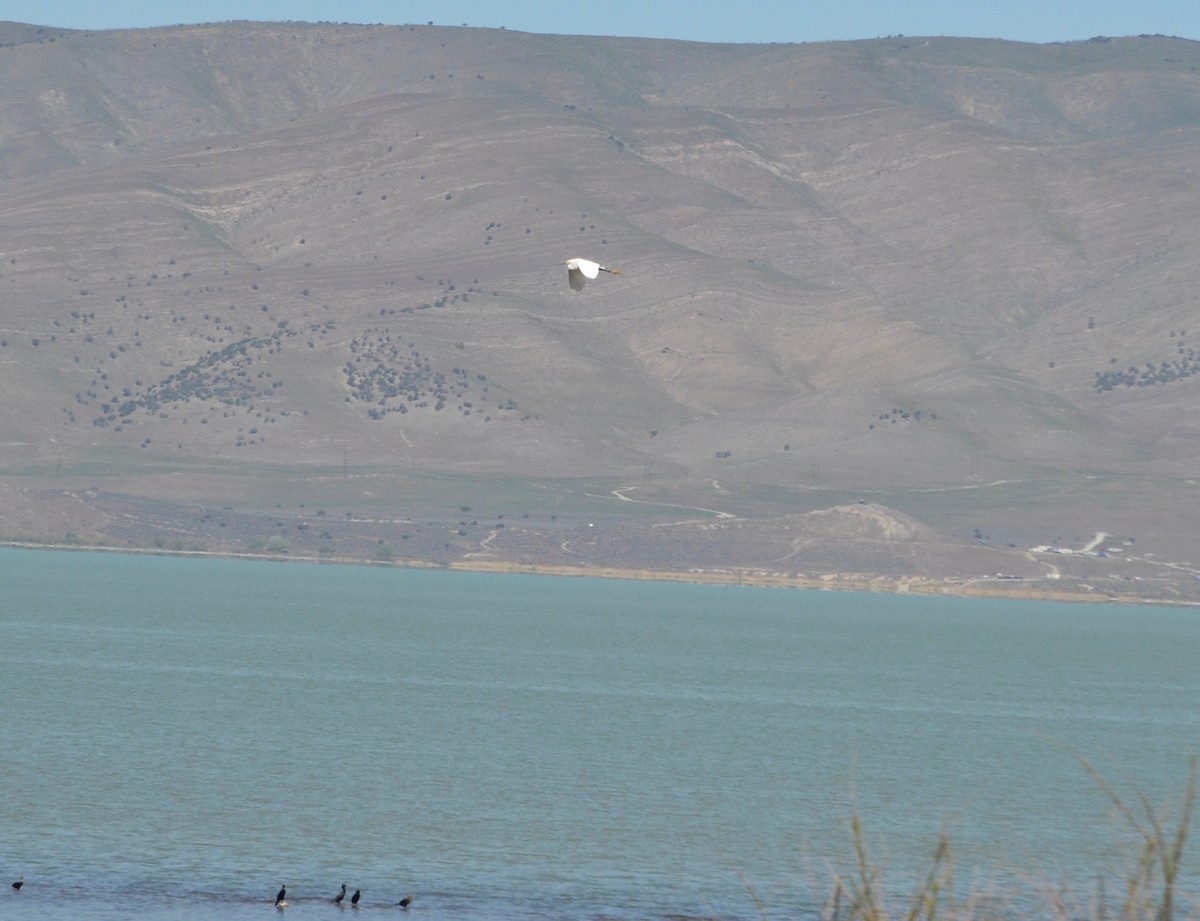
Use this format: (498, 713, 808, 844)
(334, 884, 347, 904)
(398, 895, 413, 910)
(351, 888, 361, 906)
(275, 884, 287, 908)
(11, 877, 23, 892)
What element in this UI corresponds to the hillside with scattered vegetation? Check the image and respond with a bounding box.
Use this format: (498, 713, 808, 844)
(2, 20, 1199, 600)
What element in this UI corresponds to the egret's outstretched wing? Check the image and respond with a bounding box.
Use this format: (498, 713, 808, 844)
(566, 257, 614, 291)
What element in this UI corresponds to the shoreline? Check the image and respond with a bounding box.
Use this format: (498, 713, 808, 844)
(4, 539, 1197, 607)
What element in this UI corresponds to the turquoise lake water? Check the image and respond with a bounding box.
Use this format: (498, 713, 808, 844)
(1, 547, 1197, 919)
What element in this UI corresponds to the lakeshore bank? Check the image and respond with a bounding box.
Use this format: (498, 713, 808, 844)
(5, 540, 1197, 607)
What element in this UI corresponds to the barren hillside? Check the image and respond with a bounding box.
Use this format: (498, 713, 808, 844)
(2, 22, 1198, 600)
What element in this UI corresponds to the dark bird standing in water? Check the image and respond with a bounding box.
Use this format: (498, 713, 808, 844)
(333, 884, 347, 905)
(350, 888, 361, 906)
(12, 877, 23, 892)
(275, 884, 287, 907)
(398, 895, 413, 910)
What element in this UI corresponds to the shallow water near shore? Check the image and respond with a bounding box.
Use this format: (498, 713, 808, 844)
(2, 547, 1197, 919)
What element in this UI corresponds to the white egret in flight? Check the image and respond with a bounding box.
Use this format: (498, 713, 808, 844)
(565, 257, 620, 291)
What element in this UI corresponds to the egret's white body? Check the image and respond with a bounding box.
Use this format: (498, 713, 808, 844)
(565, 257, 619, 291)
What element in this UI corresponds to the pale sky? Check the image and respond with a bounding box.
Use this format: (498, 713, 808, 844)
(5, 0, 1200, 44)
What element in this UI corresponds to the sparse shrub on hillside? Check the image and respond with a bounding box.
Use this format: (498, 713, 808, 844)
(1095, 333, 1197, 392)
(1094, 358, 1198, 391)
(345, 333, 519, 422)
(90, 328, 298, 433)
(869, 407, 933, 429)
